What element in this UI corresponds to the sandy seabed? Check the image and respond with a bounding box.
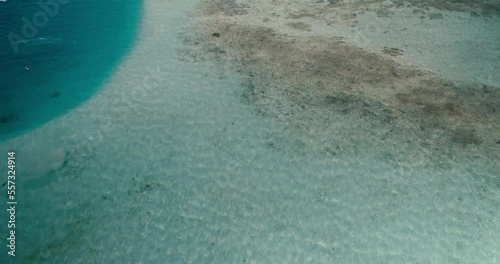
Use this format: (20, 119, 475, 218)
(1, 0, 499, 263)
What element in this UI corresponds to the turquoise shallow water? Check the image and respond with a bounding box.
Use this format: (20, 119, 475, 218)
(0, 0, 142, 141)
(0, 0, 499, 263)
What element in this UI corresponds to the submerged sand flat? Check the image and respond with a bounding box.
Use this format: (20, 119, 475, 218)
(183, 0, 500, 165)
(0, 0, 499, 263)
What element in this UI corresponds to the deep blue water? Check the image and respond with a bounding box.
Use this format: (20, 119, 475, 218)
(0, 0, 142, 141)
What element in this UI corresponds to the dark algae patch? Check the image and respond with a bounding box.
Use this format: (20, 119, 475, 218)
(330, 0, 500, 17)
(287, 22, 312, 31)
(382, 47, 404, 56)
(184, 0, 500, 164)
(0, 114, 18, 126)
